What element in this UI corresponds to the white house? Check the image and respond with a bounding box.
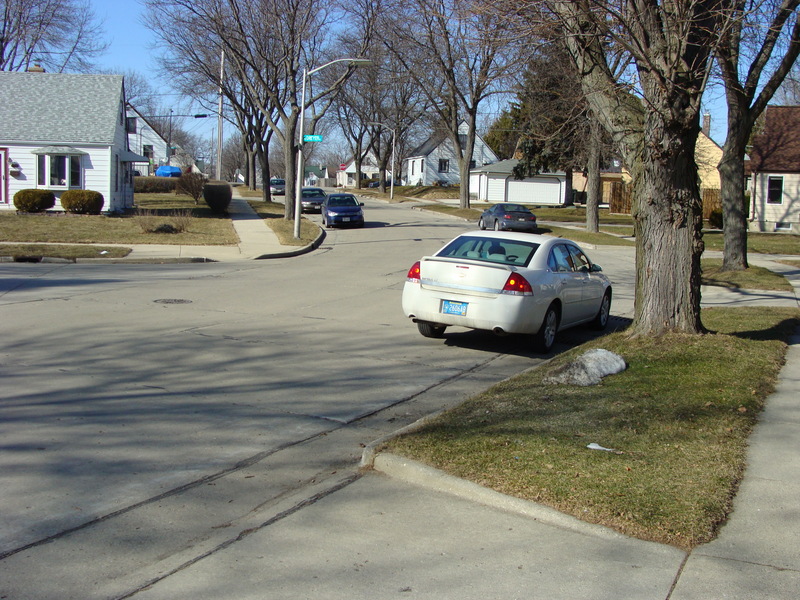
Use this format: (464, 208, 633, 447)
(336, 152, 385, 187)
(0, 70, 145, 212)
(126, 105, 169, 176)
(747, 105, 800, 233)
(470, 158, 568, 205)
(403, 122, 498, 187)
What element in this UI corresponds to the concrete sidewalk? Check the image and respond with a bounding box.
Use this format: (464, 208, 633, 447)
(120, 194, 318, 262)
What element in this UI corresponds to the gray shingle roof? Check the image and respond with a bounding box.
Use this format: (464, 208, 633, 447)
(0, 72, 124, 145)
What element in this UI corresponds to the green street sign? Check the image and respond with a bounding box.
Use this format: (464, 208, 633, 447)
(303, 134, 323, 142)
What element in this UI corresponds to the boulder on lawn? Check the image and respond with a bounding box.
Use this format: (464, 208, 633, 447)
(543, 349, 627, 386)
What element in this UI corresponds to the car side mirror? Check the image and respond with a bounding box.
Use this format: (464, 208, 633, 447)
(360, 202, 364, 206)
(591, 264, 603, 272)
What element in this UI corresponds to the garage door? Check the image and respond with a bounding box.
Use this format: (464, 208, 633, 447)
(508, 177, 564, 205)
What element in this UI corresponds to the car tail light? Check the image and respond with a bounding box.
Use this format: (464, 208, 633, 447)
(502, 273, 533, 295)
(503, 214, 513, 219)
(407, 261, 421, 283)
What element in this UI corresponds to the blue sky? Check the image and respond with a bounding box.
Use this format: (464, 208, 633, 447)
(91, 0, 218, 139)
(88, 0, 728, 146)
(92, 0, 157, 74)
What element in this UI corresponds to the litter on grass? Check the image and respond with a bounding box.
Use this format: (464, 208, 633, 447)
(587, 442, 623, 454)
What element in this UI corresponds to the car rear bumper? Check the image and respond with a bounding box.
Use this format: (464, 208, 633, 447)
(401, 282, 548, 334)
(499, 221, 537, 232)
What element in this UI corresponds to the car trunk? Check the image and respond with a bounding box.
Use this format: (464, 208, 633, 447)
(418, 257, 513, 297)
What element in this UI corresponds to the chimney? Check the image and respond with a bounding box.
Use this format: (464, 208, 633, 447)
(702, 113, 711, 136)
(27, 63, 46, 73)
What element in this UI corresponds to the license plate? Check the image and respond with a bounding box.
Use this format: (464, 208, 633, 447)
(442, 300, 468, 316)
(342, 217, 350, 222)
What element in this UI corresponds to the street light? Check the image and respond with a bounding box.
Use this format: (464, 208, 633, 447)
(368, 122, 396, 202)
(294, 57, 373, 239)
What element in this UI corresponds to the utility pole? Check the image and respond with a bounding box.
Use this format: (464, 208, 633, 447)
(216, 50, 224, 181)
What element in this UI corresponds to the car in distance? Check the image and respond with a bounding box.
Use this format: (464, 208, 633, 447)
(321, 193, 365, 228)
(269, 178, 286, 195)
(300, 187, 327, 213)
(402, 231, 611, 353)
(478, 203, 538, 233)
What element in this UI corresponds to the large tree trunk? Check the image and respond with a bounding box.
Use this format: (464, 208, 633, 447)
(718, 106, 750, 271)
(632, 122, 705, 336)
(585, 118, 601, 233)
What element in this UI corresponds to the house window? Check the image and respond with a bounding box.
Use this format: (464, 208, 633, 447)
(767, 176, 783, 204)
(469, 160, 476, 169)
(411, 162, 415, 176)
(420, 159, 424, 172)
(438, 159, 449, 173)
(143, 145, 154, 160)
(37, 154, 82, 188)
(458, 134, 467, 147)
(126, 117, 137, 133)
(775, 222, 792, 231)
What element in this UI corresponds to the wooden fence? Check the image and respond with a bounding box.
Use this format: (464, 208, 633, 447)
(608, 182, 722, 219)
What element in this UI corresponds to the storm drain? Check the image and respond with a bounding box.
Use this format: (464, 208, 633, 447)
(153, 299, 193, 304)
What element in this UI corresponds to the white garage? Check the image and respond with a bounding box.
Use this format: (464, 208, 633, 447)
(470, 159, 567, 206)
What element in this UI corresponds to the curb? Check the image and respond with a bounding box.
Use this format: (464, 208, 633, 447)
(254, 226, 326, 260)
(368, 453, 666, 546)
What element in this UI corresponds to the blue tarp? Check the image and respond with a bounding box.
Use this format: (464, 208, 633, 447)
(155, 166, 183, 177)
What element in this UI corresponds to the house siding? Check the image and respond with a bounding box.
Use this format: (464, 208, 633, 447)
(3, 143, 115, 210)
(126, 108, 169, 176)
(750, 172, 800, 232)
(403, 122, 498, 187)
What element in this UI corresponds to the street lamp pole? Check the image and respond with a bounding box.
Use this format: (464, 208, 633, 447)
(294, 57, 373, 239)
(368, 122, 396, 202)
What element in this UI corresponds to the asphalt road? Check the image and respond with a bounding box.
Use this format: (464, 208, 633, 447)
(0, 199, 642, 599)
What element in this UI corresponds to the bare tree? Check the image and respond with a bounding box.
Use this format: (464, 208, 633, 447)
(487, 1, 738, 337)
(0, 0, 107, 72)
(384, 0, 524, 208)
(144, 0, 376, 219)
(715, 0, 800, 271)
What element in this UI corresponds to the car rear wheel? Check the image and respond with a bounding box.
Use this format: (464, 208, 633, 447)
(533, 305, 559, 353)
(417, 322, 447, 338)
(592, 290, 612, 330)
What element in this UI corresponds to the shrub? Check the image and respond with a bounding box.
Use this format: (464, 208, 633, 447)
(133, 208, 193, 233)
(176, 172, 206, 204)
(135, 176, 179, 193)
(13, 189, 56, 212)
(203, 181, 233, 214)
(60, 190, 105, 214)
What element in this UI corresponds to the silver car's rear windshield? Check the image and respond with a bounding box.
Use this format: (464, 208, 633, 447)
(437, 236, 540, 267)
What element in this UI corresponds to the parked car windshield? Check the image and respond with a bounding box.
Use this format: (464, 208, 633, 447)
(302, 189, 325, 197)
(327, 196, 359, 207)
(437, 235, 540, 267)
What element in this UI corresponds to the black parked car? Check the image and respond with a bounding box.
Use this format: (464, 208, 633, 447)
(478, 203, 538, 233)
(300, 187, 326, 213)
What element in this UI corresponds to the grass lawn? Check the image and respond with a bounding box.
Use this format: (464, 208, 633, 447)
(0, 244, 131, 259)
(385, 306, 800, 550)
(702, 259, 794, 291)
(702, 230, 799, 255)
(247, 200, 320, 246)
(0, 193, 237, 247)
